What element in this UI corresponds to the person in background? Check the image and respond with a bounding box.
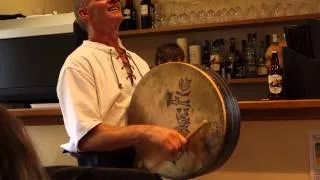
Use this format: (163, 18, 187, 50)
(155, 43, 185, 66)
(56, 0, 186, 168)
(0, 106, 48, 180)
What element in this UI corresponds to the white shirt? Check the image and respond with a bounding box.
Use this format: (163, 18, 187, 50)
(56, 40, 150, 152)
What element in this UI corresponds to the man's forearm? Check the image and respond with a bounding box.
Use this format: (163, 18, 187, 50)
(78, 123, 151, 152)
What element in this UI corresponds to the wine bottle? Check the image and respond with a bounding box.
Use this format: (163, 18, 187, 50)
(268, 51, 283, 100)
(122, 0, 137, 30)
(140, 0, 152, 29)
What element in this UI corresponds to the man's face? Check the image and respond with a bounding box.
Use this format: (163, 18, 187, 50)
(82, 0, 123, 29)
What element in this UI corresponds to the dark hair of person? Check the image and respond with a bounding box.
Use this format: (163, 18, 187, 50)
(155, 43, 185, 65)
(0, 106, 48, 180)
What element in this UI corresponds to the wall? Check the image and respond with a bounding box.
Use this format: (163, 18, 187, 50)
(198, 120, 316, 180)
(26, 125, 77, 166)
(25, 119, 319, 180)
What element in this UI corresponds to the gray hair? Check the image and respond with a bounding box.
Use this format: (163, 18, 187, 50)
(73, 0, 88, 30)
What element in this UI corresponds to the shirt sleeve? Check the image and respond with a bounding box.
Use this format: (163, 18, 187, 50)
(57, 64, 102, 152)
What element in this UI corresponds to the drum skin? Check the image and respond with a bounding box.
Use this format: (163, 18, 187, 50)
(128, 62, 241, 179)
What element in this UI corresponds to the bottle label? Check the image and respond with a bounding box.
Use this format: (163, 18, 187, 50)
(189, 45, 201, 64)
(123, 9, 131, 19)
(268, 74, 283, 94)
(141, 5, 149, 16)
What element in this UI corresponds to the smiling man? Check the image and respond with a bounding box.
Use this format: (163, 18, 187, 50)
(56, 0, 186, 168)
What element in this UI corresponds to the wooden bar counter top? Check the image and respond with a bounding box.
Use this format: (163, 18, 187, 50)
(8, 99, 320, 126)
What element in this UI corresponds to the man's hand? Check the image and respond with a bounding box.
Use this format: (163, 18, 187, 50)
(143, 126, 187, 156)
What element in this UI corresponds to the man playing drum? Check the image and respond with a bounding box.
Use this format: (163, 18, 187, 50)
(56, 0, 186, 168)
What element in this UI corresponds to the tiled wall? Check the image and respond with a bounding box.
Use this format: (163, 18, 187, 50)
(153, 0, 319, 27)
(0, 0, 72, 16)
(1, 0, 319, 17)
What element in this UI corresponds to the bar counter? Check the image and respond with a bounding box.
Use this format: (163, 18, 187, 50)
(9, 99, 320, 126)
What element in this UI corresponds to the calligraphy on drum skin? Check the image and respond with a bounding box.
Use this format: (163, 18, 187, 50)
(167, 78, 192, 135)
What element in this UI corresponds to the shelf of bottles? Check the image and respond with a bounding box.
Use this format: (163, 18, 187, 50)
(179, 32, 278, 84)
(119, 0, 320, 37)
(118, 0, 318, 92)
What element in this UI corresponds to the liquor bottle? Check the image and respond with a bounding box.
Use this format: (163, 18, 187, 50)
(257, 41, 268, 76)
(239, 40, 247, 78)
(176, 37, 189, 63)
(152, 2, 160, 28)
(219, 39, 226, 79)
(246, 33, 258, 77)
(233, 50, 245, 78)
(210, 40, 221, 75)
(122, 0, 137, 30)
(189, 42, 202, 65)
(202, 40, 211, 67)
(240, 40, 247, 64)
(268, 51, 283, 100)
(140, 0, 153, 29)
(226, 38, 236, 79)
